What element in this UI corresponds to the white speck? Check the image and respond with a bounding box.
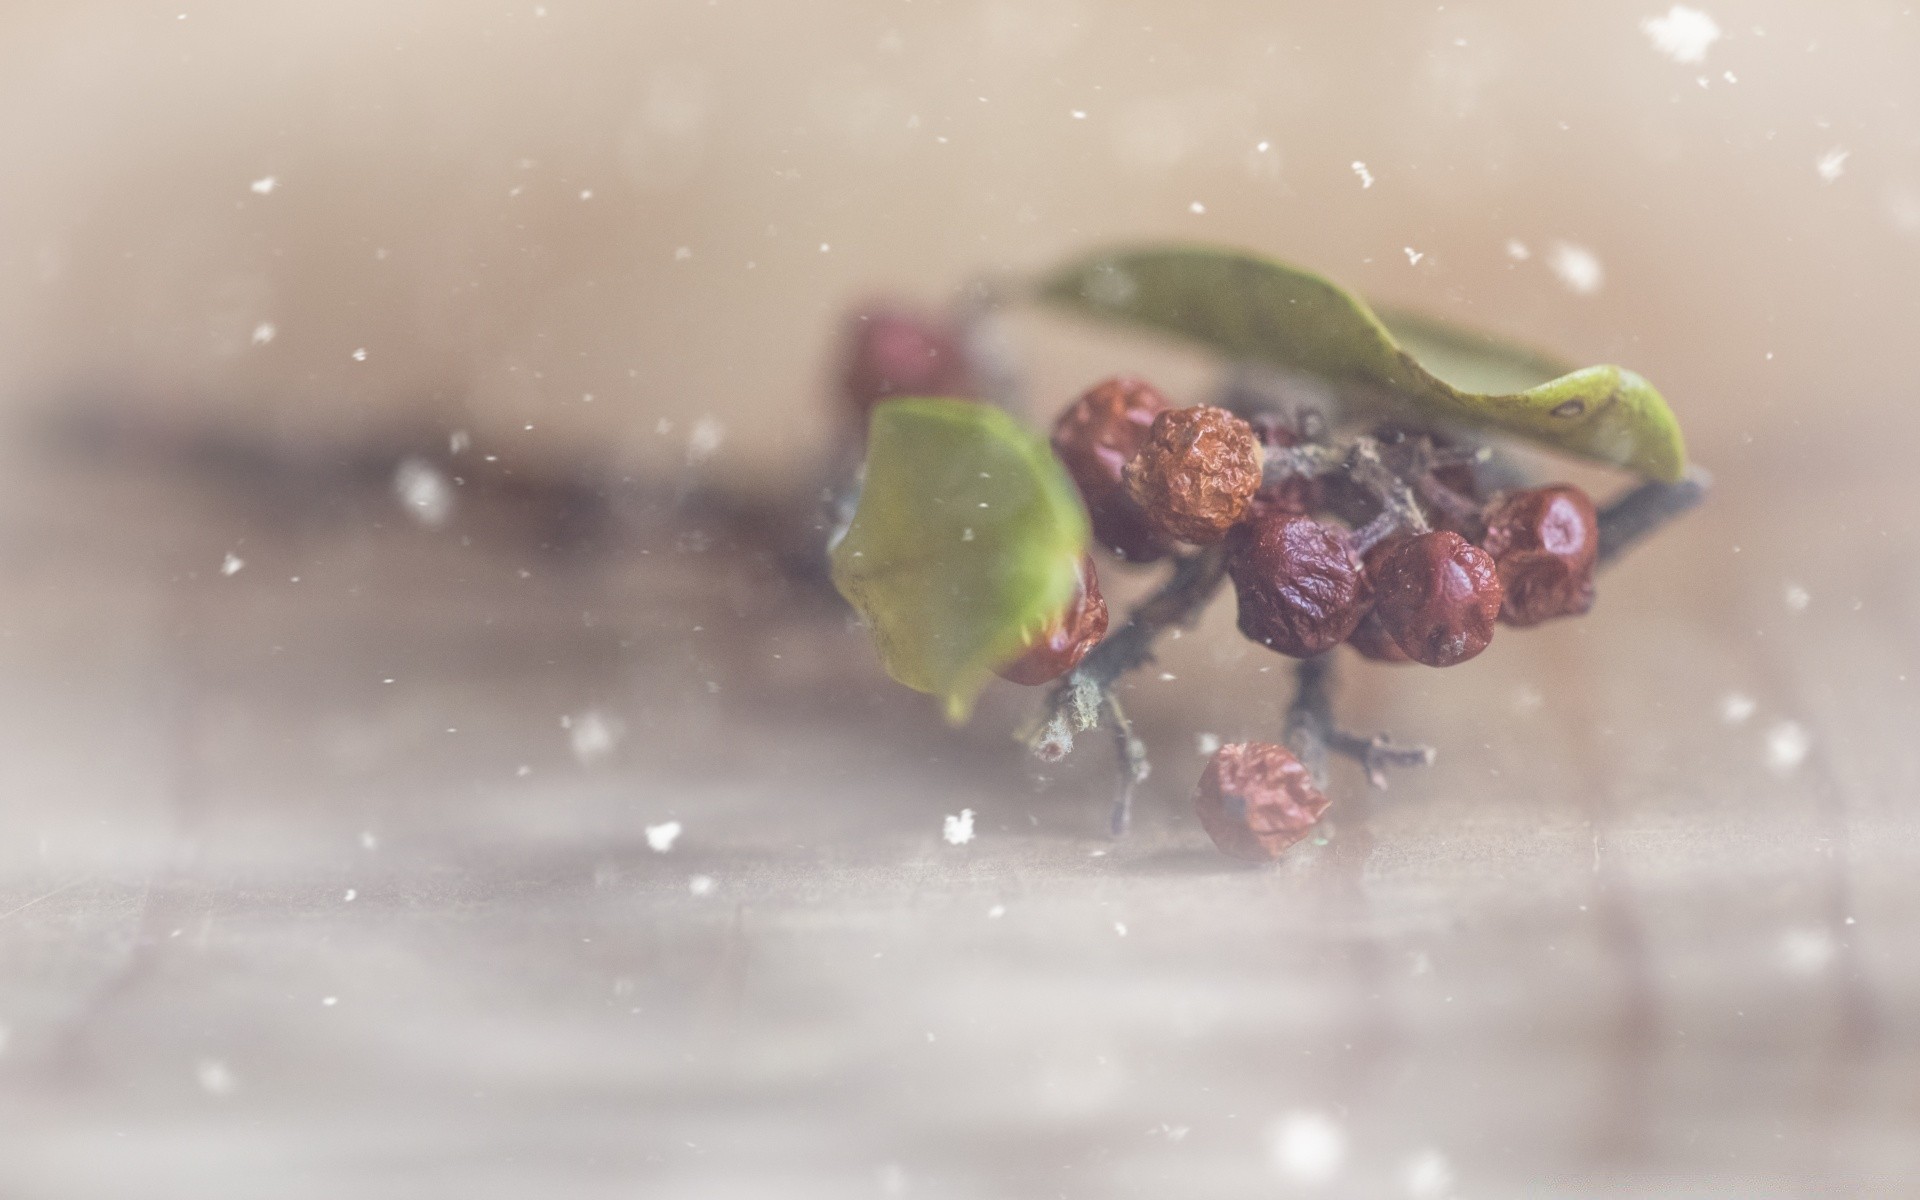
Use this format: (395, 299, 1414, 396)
(1196, 732, 1221, 756)
(195, 1059, 237, 1096)
(1268, 1110, 1346, 1185)
(674, 246, 692, 261)
(351, 347, 367, 362)
(943, 808, 975, 846)
(220, 552, 245, 576)
(1513, 685, 1544, 714)
(1776, 925, 1836, 974)
(1189, 201, 1206, 214)
(578, 189, 593, 200)
(250, 322, 276, 345)
(1816, 147, 1850, 183)
(688, 874, 717, 897)
(449, 429, 470, 455)
(1640, 6, 1721, 64)
(1404, 1149, 1455, 1198)
(1784, 582, 1810, 612)
(1505, 238, 1531, 261)
(1071, 109, 1087, 120)
(1256, 140, 1271, 152)
(1403, 246, 1424, 266)
(321, 996, 338, 1007)
(566, 709, 624, 765)
(343, 888, 357, 902)
(250, 175, 277, 195)
(645, 821, 683, 853)
(960, 527, 974, 542)
(1113, 921, 1128, 937)
(1152, 1122, 1191, 1141)
(1351, 161, 1374, 189)
(1719, 692, 1756, 725)
(686, 417, 725, 464)
(1547, 241, 1604, 295)
(359, 831, 379, 850)
(1408, 949, 1433, 976)
(1723, 70, 1738, 83)
(987, 904, 1006, 919)
(1765, 720, 1810, 775)
(819, 242, 831, 253)
(1157, 672, 1176, 681)
(393, 458, 454, 528)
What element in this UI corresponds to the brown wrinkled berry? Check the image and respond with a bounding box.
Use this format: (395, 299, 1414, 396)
(839, 306, 974, 423)
(1227, 515, 1370, 658)
(1193, 741, 1331, 862)
(1480, 485, 1599, 627)
(1049, 378, 1175, 563)
(1345, 538, 1412, 663)
(995, 556, 1109, 686)
(1372, 531, 1504, 667)
(1244, 414, 1322, 521)
(1123, 405, 1262, 544)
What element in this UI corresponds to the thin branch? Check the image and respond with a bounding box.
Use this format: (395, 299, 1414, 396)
(1283, 654, 1435, 791)
(1596, 466, 1712, 568)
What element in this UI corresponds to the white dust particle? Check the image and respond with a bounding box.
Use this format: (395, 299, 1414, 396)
(1256, 140, 1271, 152)
(1640, 6, 1721, 64)
(819, 242, 831, 253)
(1351, 161, 1374, 189)
(987, 904, 1006, 919)
(351, 348, 368, 362)
(943, 808, 975, 846)
(1404, 247, 1423, 266)
(393, 457, 454, 528)
(343, 888, 357, 902)
(1505, 238, 1531, 261)
(1268, 1110, 1346, 1185)
(359, 830, 379, 850)
(688, 874, 717, 897)
(1765, 720, 1811, 775)
(1719, 692, 1756, 725)
(1189, 201, 1206, 214)
(686, 416, 726, 464)
(1816, 148, 1850, 184)
(250, 176, 277, 195)
(1404, 1149, 1455, 1198)
(250, 322, 275, 345)
(220, 552, 245, 576)
(1196, 732, 1221, 756)
(1513, 685, 1544, 714)
(1113, 921, 1128, 937)
(674, 246, 692, 261)
(578, 189, 593, 200)
(645, 820, 683, 853)
(566, 709, 624, 765)
(1547, 242, 1604, 295)
(321, 996, 339, 1007)
(448, 429, 470, 455)
(1783, 582, 1810, 612)
(1071, 109, 1087, 119)
(1775, 926, 1836, 975)
(196, 1059, 237, 1095)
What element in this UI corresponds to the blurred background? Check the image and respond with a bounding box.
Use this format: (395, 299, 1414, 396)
(1, 1, 1916, 1196)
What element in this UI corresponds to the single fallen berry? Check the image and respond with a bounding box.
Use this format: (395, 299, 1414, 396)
(1227, 514, 1370, 658)
(1193, 741, 1331, 861)
(1122, 405, 1263, 544)
(1049, 377, 1175, 563)
(995, 555, 1109, 685)
(839, 306, 975, 423)
(1479, 484, 1599, 627)
(1244, 414, 1322, 521)
(1372, 531, 1504, 667)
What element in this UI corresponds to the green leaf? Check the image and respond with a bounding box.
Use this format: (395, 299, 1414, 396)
(831, 397, 1089, 723)
(1035, 245, 1687, 482)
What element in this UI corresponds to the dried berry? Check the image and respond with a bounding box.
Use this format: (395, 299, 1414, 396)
(1193, 741, 1331, 862)
(1122, 405, 1262, 544)
(839, 306, 975, 423)
(1227, 515, 1370, 658)
(995, 556, 1109, 685)
(1049, 378, 1175, 563)
(1244, 414, 1322, 521)
(1372, 531, 1503, 667)
(1480, 485, 1599, 627)
(1345, 538, 1412, 663)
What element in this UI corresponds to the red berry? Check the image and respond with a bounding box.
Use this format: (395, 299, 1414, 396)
(839, 306, 975, 423)
(995, 556, 1109, 685)
(1122, 406, 1263, 545)
(1345, 538, 1412, 663)
(1193, 741, 1331, 862)
(1372, 531, 1503, 667)
(1480, 485, 1598, 627)
(1227, 515, 1370, 658)
(1049, 378, 1175, 563)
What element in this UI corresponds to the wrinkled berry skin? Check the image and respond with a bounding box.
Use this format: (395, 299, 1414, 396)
(1480, 485, 1599, 627)
(1193, 741, 1331, 862)
(1123, 406, 1262, 545)
(995, 556, 1109, 685)
(839, 306, 974, 423)
(1372, 531, 1504, 667)
(1049, 378, 1175, 563)
(1227, 515, 1370, 658)
(1346, 608, 1413, 663)
(1244, 414, 1322, 521)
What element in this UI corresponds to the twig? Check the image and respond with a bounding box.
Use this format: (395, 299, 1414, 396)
(1283, 654, 1435, 790)
(1596, 466, 1712, 568)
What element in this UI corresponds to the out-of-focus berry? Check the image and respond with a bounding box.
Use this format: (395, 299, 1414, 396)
(1227, 515, 1370, 658)
(1479, 485, 1599, 627)
(995, 556, 1109, 685)
(1122, 405, 1263, 545)
(1372, 531, 1504, 667)
(1049, 378, 1175, 563)
(839, 306, 975, 424)
(1193, 741, 1331, 861)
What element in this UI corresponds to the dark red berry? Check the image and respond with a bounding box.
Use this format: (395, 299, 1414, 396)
(839, 306, 975, 423)
(1227, 515, 1370, 658)
(1244, 414, 1322, 521)
(1049, 378, 1175, 563)
(995, 556, 1109, 686)
(1372, 531, 1503, 667)
(1480, 485, 1599, 627)
(1122, 405, 1263, 544)
(1193, 741, 1331, 862)
(1345, 538, 1412, 663)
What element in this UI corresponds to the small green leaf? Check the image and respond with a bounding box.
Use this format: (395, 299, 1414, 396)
(1036, 245, 1687, 482)
(831, 397, 1089, 723)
